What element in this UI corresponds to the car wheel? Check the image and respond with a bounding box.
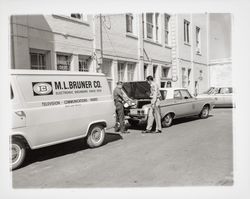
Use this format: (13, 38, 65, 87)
(11, 138, 27, 170)
(199, 105, 209, 119)
(128, 119, 139, 127)
(162, 113, 173, 128)
(87, 125, 105, 148)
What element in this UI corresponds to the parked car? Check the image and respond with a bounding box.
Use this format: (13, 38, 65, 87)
(197, 87, 234, 108)
(122, 82, 215, 127)
(11, 69, 116, 170)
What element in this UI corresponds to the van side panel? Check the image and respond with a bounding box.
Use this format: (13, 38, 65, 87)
(12, 73, 116, 149)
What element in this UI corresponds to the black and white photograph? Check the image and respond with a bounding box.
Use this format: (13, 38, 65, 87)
(1, 0, 250, 199)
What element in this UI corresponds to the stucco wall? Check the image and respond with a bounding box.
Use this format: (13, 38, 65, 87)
(209, 62, 232, 87)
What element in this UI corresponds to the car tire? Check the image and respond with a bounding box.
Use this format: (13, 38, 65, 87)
(128, 119, 139, 127)
(87, 125, 105, 148)
(162, 113, 173, 128)
(11, 138, 27, 170)
(199, 105, 210, 119)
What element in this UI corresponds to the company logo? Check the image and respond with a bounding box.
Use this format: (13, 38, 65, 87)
(32, 82, 53, 96)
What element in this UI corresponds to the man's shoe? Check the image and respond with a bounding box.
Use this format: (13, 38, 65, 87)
(155, 130, 162, 133)
(141, 130, 152, 134)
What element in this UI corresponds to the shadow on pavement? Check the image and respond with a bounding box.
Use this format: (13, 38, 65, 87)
(128, 115, 214, 130)
(21, 132, 122, 169)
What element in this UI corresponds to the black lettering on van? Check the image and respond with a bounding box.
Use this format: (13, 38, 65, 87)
(94, 81, 101, 88)
(54, 82, 62, 90)
(63, 82, 69, 89)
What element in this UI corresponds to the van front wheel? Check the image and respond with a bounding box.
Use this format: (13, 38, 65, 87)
(11, 138, 26, 170)
(87, 125, 105, 148)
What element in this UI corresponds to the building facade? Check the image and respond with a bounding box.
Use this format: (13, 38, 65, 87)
(11, 13, 210, 94)
(208, 13, 232, 87)
(171, 14, 209, 94)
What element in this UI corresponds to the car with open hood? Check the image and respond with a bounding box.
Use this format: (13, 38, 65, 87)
(122, 81, 215, 127)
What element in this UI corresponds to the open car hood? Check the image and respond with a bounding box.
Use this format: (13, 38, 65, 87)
(122, 81, 151, 100)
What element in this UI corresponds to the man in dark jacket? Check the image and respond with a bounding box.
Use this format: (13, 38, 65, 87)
(113, 81, 130, 134)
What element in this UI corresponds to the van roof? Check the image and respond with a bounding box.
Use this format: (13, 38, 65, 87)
(160, 87, 186, 91)
(10, 69, 105, 76)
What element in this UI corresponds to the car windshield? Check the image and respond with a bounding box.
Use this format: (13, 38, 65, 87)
(203, 87, 218, 94)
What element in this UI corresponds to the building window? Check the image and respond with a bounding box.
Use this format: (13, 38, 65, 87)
(30, 52, 46, 70)
(79, 56, 89, 72)
(70, 13, 87, 21)
(164, 14, 170, 45)
(184, 20, 190, 44)
(146, 13, 154, 39)
(182, 68, 187, 87)
(57, 54, 71, 71)
(162, 67, 170, 79)
(118, 62, 125, 81)
(127, 63, 135, 81)
(155, 13, 160, 42)
(188, 69, 191, 86)
(102, 59, 113, 78)
(196, 26, 201, 54)
(126, 14, 133, 33)
(144, 64, 148, 80)
(103, 59, 113, 92)
(153, 65, 158, 78)
(30, 49, 50, 70)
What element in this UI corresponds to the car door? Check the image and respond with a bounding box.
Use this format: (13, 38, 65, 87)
(213, 88, 224, 106)
(220, 87, 233, 107)
(173, 89, 193, 117)
(179, 89, 196, 115)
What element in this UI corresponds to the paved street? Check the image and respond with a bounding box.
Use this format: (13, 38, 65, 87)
(12, 108, 233, 188)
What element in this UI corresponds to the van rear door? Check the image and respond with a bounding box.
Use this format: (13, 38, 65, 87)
(11, 84, 26, 128)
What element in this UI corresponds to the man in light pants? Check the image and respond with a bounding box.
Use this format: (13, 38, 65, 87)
(142, 76, 162, 134)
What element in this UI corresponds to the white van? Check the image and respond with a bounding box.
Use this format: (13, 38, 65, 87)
(11, 70, 116, 170)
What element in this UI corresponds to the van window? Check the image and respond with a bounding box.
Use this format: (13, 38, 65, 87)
(10, 85, 14, 99)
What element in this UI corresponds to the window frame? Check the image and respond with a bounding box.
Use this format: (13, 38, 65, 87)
(146, 13, 154, 39)
(30, 49, 49, 70)
(78, 55, 89, 72)
(162, 66, 170, 79)
(155, 13, 160, 42)
(196, 26, 201, 54)
(70, 13, 88, 22)
(164, 14, 170, 45)
(127, 63, 136, 81)
(184, 20, 190, 44)
(118, 62, 126, 81)
(56, 53, 72, 71)
(126, 13, 134, 33)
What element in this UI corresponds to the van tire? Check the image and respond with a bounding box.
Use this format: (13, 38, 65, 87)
(87, 125, 105, 148)
(11, 138, 26, 170)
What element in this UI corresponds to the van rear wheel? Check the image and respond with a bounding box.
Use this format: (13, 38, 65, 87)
(87, 125, 105, 148)
(11, 138, 26, 170)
